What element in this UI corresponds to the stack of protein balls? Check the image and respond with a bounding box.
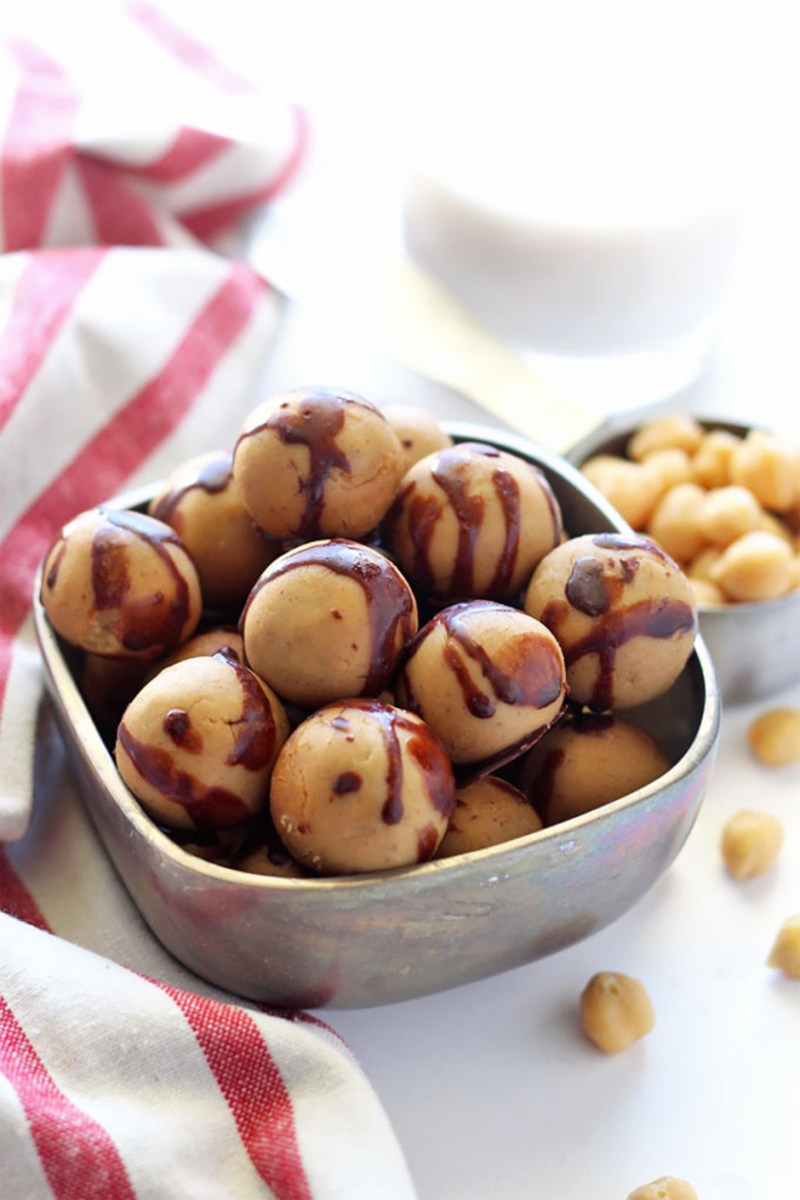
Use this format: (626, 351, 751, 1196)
(41, 388, 699, 878)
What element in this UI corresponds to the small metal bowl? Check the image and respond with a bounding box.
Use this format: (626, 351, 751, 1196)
(34, 423, 720, 1009)
(566, 413, 800, 705)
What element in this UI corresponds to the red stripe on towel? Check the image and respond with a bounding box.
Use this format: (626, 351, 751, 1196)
(181, 105, 309, 240)
(126, 1, 253, 94)
(76, 158, 165, 246)
(2, 40, 80, 251)
(0, 249, 106, 432)
(0, 996, 136, 1200)
(0, 850, 52, 933)
(0, 261, 265, 718)
(160, 984, 314, 1200)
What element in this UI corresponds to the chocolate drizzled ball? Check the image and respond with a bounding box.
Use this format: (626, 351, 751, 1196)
(524, 533, 698, 711)
(115, 654, 289, 831)
(149, 450, 280, 607)
(270, 700, 456, 874)
(232, 387, 405, 540)
(436, 776, 542, 858)
(396, 600, 567, 769)
(521, 712, 671, 826)
(387, 441, 563, 601)
(240, 539, 418, 708)
(41, 508, 202, 659)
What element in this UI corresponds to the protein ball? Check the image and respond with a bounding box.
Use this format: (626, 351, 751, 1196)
(115, 655, 289, 831)
(522, 713, 670, 826)
(380, 403, 453, 473)
(436, 776, 542, 857)
(240, 539, 418, 708)
(388, 441, 562, 601)
(41, 508, 202, 659)
(524, 533, 697, 710)
(232, 387, 405, 540)
(396, 601, 566, 769)
(269, 699, 456, 874)
(149, 450, 280, 607)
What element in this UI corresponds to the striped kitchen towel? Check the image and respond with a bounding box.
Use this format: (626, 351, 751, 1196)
(0, 6, 418, 1198)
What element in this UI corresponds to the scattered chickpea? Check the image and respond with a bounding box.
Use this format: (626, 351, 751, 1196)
(747, 707, 800, 766)
(627, 1177, 698, 1200)
(579, 971, 654, 1054)
(628, 415, 704, 461)
(699, 485, 762, 547)
(646, 483, 708, 563)
(730, 429, 800, 513)
(767, 916, 800, 978)
(709, 531, 793, 602)
(721, 810, 784, 880)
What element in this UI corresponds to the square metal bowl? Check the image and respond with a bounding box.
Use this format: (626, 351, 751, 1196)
(33, 422, 720, 1009)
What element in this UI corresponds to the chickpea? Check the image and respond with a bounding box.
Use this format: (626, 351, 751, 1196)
(748, 707, 800, 766)
(579, 971, 654, 1053)
(721, 810, 783, 879)
(686, 545, 722, 582)
(709, 531, 793, 601)
(729, 429, 800, 513)
(699, 485, 762, 547)
(767, 916, 800, 977)
(581, 456, 662, 529)
(691, 428, 740, 488)
(627, 1178, 698, 1200)
(641, 447, 692, 492)
(689, 577, 724, 606)
(646, 483, 708, 563)
(628, 415, 704, 461)
(756, 509, 793, 544)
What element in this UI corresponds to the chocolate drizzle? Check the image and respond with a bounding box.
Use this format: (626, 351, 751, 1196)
(163, 708, 203, 753)
(402, 601, 565, 719)
(244, 540, 416, 695)
(488, 468, 521, 596)
(218, 656, 279, 771)
(566, 557, 614, 616)
(563, 599, 698, 711)
(150, 451, 233, 523)
(117, 722, 249, 828)
(393, 443, 562, 600)
(327, 700, 454, 836)
(333, 772, 362, 795)
(91, 510, 192, 654)
(239, 389, 374, 538)
(45, 540, 66, 591)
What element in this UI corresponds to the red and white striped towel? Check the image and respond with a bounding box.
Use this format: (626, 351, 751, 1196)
(1, 8, 417, 1198)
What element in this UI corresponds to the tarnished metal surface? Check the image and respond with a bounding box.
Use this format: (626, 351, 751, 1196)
(566, 414, 800, 704)
(33, 423, 720, 1008)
